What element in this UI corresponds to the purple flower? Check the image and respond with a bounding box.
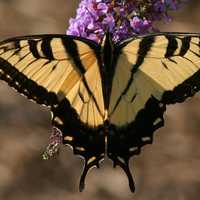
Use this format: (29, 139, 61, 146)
(67, 1, 187, 43)
(42, 127, 63, 160)
(130, 16, 152, 33)
(103, 14, 115, 31)
(97, 2, 109, 14)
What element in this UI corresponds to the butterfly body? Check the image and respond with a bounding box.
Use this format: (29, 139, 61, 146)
(0, 32, 200, 192)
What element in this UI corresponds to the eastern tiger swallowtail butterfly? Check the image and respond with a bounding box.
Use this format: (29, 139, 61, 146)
(0, 32, 200, 192)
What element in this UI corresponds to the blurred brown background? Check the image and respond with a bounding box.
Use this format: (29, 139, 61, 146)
(0, 0, 200, 199)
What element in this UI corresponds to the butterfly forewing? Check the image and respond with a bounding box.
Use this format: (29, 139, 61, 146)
(0, 35, 105, 127)
(108, 33, 200, 127)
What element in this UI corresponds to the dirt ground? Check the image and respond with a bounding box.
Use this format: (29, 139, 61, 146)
(0, 0, 200, 200)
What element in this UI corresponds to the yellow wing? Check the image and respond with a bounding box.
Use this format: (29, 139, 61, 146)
(0, 35, 105, 127)
(108, 33, 200, 126)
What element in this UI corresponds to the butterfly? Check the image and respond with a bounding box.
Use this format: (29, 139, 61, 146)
(0, 32, 200, 192)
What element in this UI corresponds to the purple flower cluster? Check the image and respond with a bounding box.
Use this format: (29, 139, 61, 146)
(42, 127, 63, 160)
(67, 0, 186, 43)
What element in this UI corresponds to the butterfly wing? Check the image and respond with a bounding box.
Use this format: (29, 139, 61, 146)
(0, 35, 106, 190)
(0, 35, 105, 126)
(107, 33, 200, 191)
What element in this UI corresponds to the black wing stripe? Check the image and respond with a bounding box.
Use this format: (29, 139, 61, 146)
(28, 40, 41, 59)
(179, 36, 191, 56)
(61, 38, 86, 75)
(133, 36, 155, 72)
(110, 37, 155, 115)
(165, 36, 178, 58)
(13, 41, 21, 52)
(41, 38, 55, 60)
